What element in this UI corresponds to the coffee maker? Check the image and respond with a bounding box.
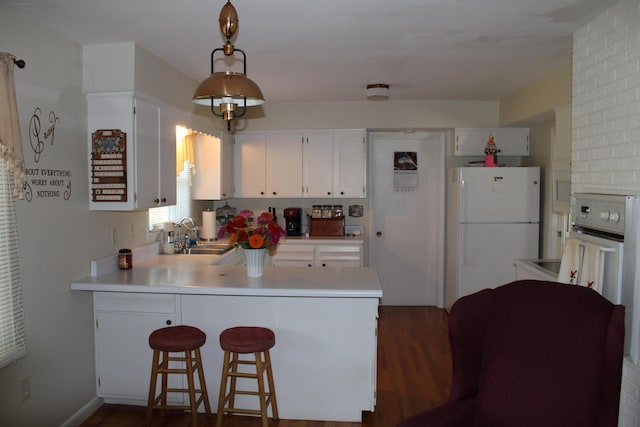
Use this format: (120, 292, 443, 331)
(284, 208, 302, 236)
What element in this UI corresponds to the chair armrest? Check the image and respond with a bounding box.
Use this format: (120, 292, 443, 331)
(448, 288, 494, 401)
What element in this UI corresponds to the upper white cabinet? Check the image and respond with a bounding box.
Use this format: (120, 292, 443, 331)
(303, 130, 367, 198)
(235, 129, 366, 199)
(233, 132, 303, 198)
(266, 132, 304, 197)
(334, 131, 367, 198)
(454, 128, 530, 156)
(88, 91, 176, 210)
(303, 132, 335, 197)
(192, 133, 233, 200)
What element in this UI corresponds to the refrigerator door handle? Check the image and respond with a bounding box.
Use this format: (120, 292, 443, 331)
(460, 225, 467, 266)
(460, 178, 465, 222)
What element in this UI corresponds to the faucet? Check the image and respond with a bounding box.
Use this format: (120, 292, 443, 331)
(175, 218, 200, 253)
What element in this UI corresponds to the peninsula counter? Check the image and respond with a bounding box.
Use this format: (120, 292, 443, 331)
(71, 251, 382, 422)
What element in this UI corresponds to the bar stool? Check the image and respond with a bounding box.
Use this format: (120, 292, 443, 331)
(216, 326, 279, 427)
(146, 325, 212, 427)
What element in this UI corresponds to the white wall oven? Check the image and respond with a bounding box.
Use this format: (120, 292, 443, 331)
(572, 193, 639, 362)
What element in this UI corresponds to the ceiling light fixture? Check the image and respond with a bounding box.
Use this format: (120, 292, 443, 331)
(366, 83, 390, 101)
(192, 0, 265, 131)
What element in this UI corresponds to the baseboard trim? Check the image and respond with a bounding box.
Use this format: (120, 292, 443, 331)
(60, 397, 104, 427)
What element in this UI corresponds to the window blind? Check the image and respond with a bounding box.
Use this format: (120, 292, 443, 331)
(148, 161, 193, 229)
(0, 160, 26, 368)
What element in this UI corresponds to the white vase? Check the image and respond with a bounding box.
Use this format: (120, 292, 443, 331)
(245, 248, 266, 278)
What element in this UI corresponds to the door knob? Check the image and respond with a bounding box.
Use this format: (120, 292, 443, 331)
(376, 231, 383, 237)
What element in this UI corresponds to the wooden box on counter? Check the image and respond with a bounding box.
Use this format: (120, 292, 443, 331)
(309, 218, 345, 236)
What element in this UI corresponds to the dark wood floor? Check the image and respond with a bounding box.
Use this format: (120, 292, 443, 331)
(80, 306, 452, 427)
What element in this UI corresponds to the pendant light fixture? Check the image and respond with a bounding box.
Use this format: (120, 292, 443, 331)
(192, 0, 265, 131)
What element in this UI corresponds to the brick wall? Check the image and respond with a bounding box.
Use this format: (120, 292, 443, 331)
(572, 1, 640, 425)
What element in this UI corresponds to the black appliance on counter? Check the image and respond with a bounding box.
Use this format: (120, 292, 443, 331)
(284, 207, 302, 236)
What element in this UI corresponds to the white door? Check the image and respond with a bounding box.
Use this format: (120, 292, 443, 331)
(370, 132, 445, 306)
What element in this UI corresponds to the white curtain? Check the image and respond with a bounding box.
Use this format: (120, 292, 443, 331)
(0, 53, 25, 198)
(0, 52, 26, 367)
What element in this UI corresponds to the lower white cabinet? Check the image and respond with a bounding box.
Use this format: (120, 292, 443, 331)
(271, 244, 315, 267)
(271, 241, 363, 267)
(93, 292, 182, 403)
(315, 244, 362, 267)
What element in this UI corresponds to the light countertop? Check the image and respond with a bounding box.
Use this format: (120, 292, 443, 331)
(71, 250, 381, 298)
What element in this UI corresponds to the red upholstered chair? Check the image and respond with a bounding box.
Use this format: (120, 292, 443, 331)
(397, 280, 625, 427)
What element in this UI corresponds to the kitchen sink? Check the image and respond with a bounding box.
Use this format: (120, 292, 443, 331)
(186, 243, 235, 255)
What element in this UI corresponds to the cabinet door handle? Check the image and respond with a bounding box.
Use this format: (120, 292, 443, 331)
(260, 191, 265, 195)
(322, 263, 327, 267)
(154, 198, 160, 204)
(161, 197, 167, 203)
(340, 191, 345, 195)
(327, 191, 331, 195)
(272, 191, 277, 195)
(166, 319, 172, 325)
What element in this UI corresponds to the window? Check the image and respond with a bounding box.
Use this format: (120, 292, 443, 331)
(148, 161, 193, 229)
(0, 160, 26, 368)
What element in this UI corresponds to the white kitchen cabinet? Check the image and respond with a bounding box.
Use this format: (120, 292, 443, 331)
(192, 133, 233, 200)
(271, 240, 363, 267)
(334, 131, 367, 198)
(235, 130, 366, 199)
(315, 244, 362, 267)
(266, 132, 303, 197)
(303, 132, 334, 197)
(233, 132, 267, 197)
(271, 244, 315, 267)
(93, 292, 182, 404)
(88, 91, 176, 210)
(302, 130, 367, 198)
(233, 132, 303, 198)
(454, 127, 530, 157)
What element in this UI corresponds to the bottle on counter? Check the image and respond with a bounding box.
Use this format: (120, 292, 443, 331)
(312, 205, 322, 218)
(163, 231, 174, 255)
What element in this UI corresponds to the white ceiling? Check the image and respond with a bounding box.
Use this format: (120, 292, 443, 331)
(3, 0, 617, 103)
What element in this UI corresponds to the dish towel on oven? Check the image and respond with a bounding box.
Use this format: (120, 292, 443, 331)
(579, 242, 605, 294)
(558, 238, 582, 284)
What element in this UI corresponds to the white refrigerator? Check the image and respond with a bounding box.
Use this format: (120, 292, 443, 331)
(445, 166, 540, 309)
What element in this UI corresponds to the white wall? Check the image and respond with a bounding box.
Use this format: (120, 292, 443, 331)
(572, 1, 640, 425)
(0, 6, 201, 426)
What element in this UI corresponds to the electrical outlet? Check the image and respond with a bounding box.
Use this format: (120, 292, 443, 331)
(111, 227, 118, 247)
(21, 377, 30, 402)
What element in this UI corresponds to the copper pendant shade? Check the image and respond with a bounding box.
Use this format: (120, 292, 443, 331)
(192, 0, 264, 131)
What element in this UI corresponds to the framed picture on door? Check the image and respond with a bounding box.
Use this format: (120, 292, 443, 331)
(393, 151, 418, 191)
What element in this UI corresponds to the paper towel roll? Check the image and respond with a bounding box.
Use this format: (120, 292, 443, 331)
(201, 211, 216, 240)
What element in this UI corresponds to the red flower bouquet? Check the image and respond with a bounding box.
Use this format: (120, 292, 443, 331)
(217, 210, 286, 250)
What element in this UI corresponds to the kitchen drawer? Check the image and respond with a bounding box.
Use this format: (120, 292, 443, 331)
(271, 244, 314, 266)
(94, 292, 178, 313)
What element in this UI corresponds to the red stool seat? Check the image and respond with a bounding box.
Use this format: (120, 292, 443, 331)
(220, 326, 275, 353)
(149, 325, 206, 352)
